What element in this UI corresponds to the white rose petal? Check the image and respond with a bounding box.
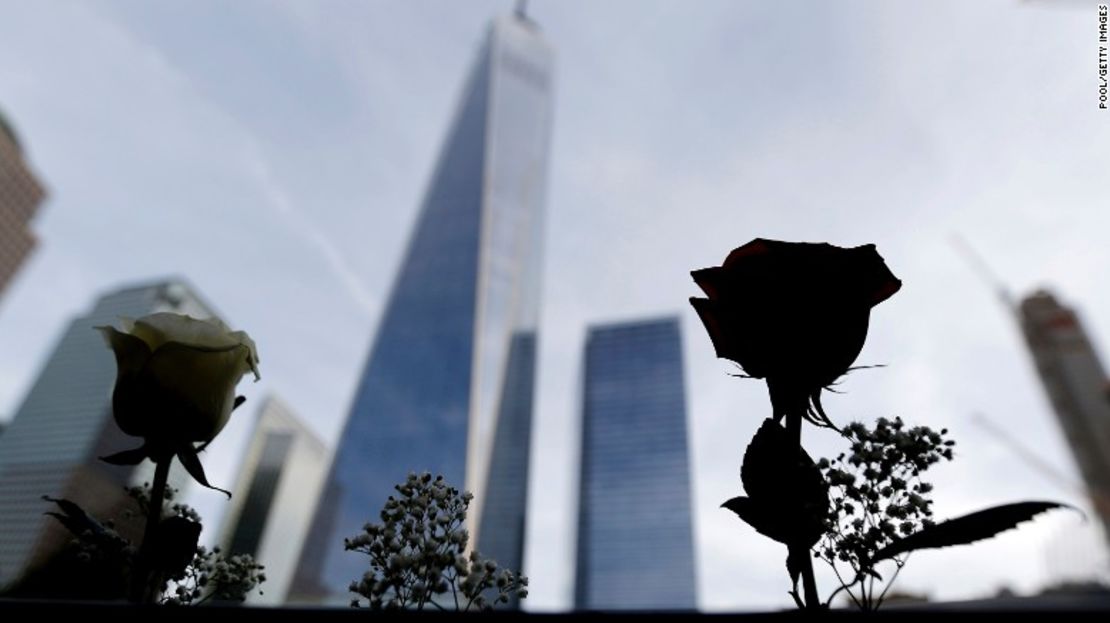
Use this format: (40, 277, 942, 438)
(97, 312, 260, 447)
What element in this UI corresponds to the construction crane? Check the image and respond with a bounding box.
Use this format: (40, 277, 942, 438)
(970, 411, 1088, 500)
(952, 235, 1110, 521)
(951, 234, 1017, 316)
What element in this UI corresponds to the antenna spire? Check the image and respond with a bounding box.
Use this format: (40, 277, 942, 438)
(515, 0, 528, 20)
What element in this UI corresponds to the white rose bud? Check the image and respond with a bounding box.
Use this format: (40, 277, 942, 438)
(97, 312, 259, 448)
(97, 312, 259, 494)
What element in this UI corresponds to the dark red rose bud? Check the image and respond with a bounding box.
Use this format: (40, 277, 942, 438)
(690, 239, 901, 428)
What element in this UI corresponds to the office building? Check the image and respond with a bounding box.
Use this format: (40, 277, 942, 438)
(575, 317, 698, 611)
(0, 107, 47, 300)
(0, 279, 217, 587)
(218, 396, 328, 605)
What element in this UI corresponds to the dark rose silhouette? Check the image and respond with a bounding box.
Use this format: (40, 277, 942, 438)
(690, 239, 900, 427)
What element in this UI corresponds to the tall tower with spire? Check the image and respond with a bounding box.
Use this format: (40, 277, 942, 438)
(290, 12, 554, 603)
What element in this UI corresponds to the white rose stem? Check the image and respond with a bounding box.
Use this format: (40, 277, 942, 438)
(785, 410, 820, 610)
(132, 453, 172, 604)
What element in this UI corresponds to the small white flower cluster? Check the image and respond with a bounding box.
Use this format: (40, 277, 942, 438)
(816, 417, 955, 610)
(124, 484, 265, 605)
(345, 472, 528, 611)
(162, 545, 266, 606)
(65, 514, 134, 577)
(124, 483, 202, 525)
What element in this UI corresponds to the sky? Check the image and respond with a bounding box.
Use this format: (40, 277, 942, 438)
(1, 0, 1109, 612)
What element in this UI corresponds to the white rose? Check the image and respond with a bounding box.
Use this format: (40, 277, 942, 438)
(97, 312, 260, 451)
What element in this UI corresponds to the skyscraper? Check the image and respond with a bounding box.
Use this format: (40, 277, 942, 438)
(575, 317, 698, 611)
(218, 395, 328, 605)
(1018, 290, 1110, 547)
(0, 107, 47, 300)
(0, 279, 216, 587)
(291, 12, 553, 603)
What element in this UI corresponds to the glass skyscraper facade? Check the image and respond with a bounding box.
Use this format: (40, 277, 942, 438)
(575, 317, 698, 611)
(218, 396, 328, 605)
(291, 13, 553, 603)
(0, 279, 215, 587)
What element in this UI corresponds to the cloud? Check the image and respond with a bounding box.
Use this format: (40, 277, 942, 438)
(240, 147, 377, 314)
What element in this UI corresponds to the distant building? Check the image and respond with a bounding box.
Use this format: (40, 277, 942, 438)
(1044, 520, 1110, 585)
(1018, 290, 1110, 548)
(0, 279, 218, 588)
(291, 11, 554, 603)
(217, 396, 328, 605)
(574, 317, 698, 611)
(0, 107, 47, 300)
(880, 588, 1110, 612)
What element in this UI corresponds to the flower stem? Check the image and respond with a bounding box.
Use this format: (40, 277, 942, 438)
(786, 410, 820, 610)
(131, 454, 171, 604)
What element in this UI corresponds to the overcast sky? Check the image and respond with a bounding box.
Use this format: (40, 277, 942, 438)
(1, 0, 1109, 612)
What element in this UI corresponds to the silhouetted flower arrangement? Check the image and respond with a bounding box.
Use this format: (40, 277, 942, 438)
(94, 312, 259, 603)
(816, 418, 955, 609)
(166, 544, 266, 605)
(815, 421, 1070, 611)
(31, 484, 264, 604)
(693, 239, 1073, 611)
(690, 238, 901, 428)
(345, 472, 528, 611)
(126, 484, 266, 605)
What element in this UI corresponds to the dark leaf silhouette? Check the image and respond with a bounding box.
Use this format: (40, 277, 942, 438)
(42, 495, 124, 547)
(177, 445, 231, 499)
(741, 419, 826, 505)
(155, 515, 203, 579)
(721, 496, 787, 543)
(42, 495, 109, 539)
(100, 444, 150, 465)
(722, 419, 829, 548)
(873, 501, 1075, 561)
